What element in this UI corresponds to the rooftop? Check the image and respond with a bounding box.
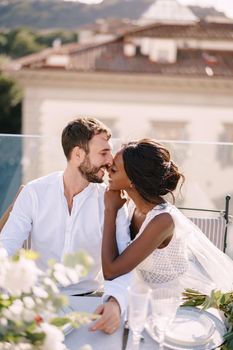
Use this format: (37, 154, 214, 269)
(139, 0, 198, 25)
(5, 20, 233, 79)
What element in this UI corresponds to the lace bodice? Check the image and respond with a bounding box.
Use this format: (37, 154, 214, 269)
(129, 202, 189, 287)
(128, 201, 233, 293)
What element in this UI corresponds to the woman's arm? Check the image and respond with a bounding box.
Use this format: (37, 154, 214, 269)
(102, 192, 174, 280)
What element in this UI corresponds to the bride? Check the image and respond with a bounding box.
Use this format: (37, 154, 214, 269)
(102, 138, 233, 293)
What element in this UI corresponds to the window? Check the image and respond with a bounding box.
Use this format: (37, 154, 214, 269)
(149, 121, 188, 141)
(157, 49, 170, 63)
(149, 120, 189, 164)
(148, 39, 177, 63)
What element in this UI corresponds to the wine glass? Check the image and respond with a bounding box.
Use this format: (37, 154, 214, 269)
(150, 286, 181, 350)
(127, 284, 150, 350)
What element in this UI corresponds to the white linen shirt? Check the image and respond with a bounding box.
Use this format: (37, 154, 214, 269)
(0, 171, 131, 313)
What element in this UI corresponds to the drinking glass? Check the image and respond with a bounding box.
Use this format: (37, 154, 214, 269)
(127, 284, 150, 350)
(150, 286, 181, 350)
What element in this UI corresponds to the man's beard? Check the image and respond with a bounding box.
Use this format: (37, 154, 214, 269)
(79, 155, 105, 183)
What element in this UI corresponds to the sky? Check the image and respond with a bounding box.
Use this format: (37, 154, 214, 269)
(70, 0, 233, 19)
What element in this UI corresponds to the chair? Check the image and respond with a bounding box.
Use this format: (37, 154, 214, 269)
(0, 185, 31, 249)
(179, 195, 231, 252)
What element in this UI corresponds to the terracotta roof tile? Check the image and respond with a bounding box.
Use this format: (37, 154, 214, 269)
(69, 41, 233, 78)
(127, 21, 233, 40)
(5, 21, 233, 78)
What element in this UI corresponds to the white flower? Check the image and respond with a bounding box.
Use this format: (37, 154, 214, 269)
(0, 247, 8, 259)
(22, 309, 35, 323)
(9, 299, 24, 316)
(0, 344, 34, 350)
(23, 296, 35, 309)
(0, 250, 92, 349)
(43, 277, 59, 293)
(40, 323, 67, 350)
(2, 308, 14, 321)
(0, 317, 8, 327)
(1, 257, 40, 295)
(54, 271, 71, 287)
(64, 266, 80, 284)
(32, 286, 48, 299)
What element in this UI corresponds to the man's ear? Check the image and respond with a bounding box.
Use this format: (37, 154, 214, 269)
(71, 146, 86, 164)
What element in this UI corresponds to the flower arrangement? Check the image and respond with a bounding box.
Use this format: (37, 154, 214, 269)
(182, 288, 233, 350)
(0, 246, 95, 350)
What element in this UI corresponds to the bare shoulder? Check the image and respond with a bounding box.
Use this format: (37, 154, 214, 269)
(150, 212, 174, 231)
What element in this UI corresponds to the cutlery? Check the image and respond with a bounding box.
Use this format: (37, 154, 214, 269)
(122, 321, 129, 350)
(122, 321, 144, 349)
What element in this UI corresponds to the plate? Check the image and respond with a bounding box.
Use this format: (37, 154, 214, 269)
(145, 307, 226, 350)
(165, 308, 215, 346)
(58, 305, 74, 336)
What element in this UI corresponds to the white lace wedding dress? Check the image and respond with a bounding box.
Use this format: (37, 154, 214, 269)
(129, 202, 233, 293)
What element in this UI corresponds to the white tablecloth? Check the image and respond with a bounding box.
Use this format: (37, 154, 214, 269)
(64, 296, 224, 350)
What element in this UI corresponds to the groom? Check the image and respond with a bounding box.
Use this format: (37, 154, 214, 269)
(0, 117, 131, 334)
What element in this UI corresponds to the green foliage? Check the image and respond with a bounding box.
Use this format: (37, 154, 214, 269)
(10, 28, 43, 58)
(0, 249, 94, 348)
(0, 27, 78, 134)
(63, 250, 93, 273)
(36, 30, 77, 47)
(51, 311, 98, 329)
(0, 73, 22, 134)
(182, 289, 233, 350)
(0, 27, 78, 59)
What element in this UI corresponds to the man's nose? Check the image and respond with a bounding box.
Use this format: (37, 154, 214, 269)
(106, 154, 113, 167)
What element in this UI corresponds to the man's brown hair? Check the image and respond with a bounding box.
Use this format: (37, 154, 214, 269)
(61, 117, 111, 160)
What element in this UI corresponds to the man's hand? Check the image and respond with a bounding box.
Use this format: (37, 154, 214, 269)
(90, 297, 121, 334)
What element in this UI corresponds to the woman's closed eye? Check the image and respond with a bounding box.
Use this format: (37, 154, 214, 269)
(110, 166, 117, 173)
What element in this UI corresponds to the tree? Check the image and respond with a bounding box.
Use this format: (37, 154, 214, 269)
(0, 73, 22, 133)
(10, 28, 43, 58)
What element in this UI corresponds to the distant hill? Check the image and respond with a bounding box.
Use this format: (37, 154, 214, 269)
(0, 0, 228, 30)
(0, 0, 154, 29)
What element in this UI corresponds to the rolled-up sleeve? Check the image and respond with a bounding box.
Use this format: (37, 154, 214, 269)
(103, 203, 131, 315)
(0, 185, 33, 256)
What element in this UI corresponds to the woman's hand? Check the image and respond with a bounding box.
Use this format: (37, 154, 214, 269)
(104, 188, 127, 212)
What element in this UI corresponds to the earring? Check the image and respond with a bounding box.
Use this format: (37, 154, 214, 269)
(130, 183, 133, 188)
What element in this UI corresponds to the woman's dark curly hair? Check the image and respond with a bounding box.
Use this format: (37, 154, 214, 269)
(122, 139, 184, 204)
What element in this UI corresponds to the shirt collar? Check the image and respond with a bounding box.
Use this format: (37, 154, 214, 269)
(59, 172, 95, 202)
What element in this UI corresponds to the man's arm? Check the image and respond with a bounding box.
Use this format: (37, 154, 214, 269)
(102, 203, 131, 312)
(0, 185, 33, 256)
(0, 185, 24, 232)
(90, 204, 131, 333)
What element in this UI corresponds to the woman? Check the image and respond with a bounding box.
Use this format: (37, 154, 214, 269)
(102, 139, 233, 293)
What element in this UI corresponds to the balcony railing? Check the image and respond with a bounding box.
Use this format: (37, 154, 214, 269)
(1, 134, 233, 256)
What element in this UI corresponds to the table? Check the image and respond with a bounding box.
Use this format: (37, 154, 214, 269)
(64, 296, 224, 350)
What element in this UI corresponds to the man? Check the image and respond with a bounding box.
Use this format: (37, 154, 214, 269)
(0, 117, 130, 334)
